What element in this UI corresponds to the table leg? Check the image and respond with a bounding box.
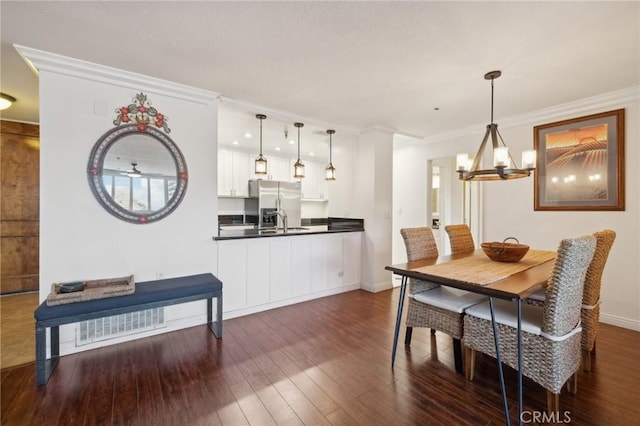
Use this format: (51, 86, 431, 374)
(391, 275, 408, 367)
(489, 297, 511, 426)
(517, 298, 523, 426)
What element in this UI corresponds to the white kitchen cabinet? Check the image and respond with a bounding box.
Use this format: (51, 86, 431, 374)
(246, 241, 271, 306)
(270, 239, 292, 301)
(290, 238, 311, 297)
(216, 241, 247, 311)
(326, 236, 344, 289)
(216, 231, 362, 319)
(267, 155, 291, 182)
(309, 238, 328, 293)
(299, 160, 327, 200)
(343, 232, 362, 286)
(218, 148, 250, 197)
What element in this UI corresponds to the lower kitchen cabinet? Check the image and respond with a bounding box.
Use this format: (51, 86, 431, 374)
(216, 232, 362, 318)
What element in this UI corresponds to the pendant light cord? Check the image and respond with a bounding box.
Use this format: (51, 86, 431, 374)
(259, 117, 263, 154)
(329, 133, 332, 163)
(297, 126, 301, 160)
(490, 77, 495, 125)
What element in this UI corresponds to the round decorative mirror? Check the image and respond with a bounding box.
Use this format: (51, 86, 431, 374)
(87, 123, 188, 224)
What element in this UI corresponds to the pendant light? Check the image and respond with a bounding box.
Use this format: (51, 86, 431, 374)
(325, 129, 336, 180)
(293, 122, 305, 178)
(254, 114, 267, 175)
(456, 70, 536, 181)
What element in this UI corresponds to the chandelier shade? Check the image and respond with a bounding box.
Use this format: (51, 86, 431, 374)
(456, 71, 536, 181)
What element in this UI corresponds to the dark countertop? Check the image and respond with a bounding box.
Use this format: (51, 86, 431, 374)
(214, 225, 363, 241)
(214, 218, 364, 241)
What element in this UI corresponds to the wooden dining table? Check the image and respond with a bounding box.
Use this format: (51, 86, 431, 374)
(386, 248, 556, 426)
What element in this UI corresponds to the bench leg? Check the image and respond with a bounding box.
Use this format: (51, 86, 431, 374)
(36, 324, 60, 386)
(207, 293, 223, 338)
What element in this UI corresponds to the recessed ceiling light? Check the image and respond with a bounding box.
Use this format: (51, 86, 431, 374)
(275, 147, 281, 151)
(244, 132, 252, 138)
(232, 140, 239, 145)
(288, 140, 295, 145)
(309, 152, 315, 156)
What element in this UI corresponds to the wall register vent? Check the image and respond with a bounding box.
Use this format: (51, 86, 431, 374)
(76, 308, 166, 346)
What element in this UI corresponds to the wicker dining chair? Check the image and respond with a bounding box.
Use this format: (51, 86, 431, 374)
(463, 235, 597, 413)
(400, 227, 486, 373)
(444, 224, 475, 254)
(525, 229, 616, 371)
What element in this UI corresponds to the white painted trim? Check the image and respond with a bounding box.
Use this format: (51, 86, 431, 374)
(600, 313, 640, 331)
(424, 86, 640, 144)
(361, 280, 393, 293)
(219, 95, 360, 136)
(14, 44, 219, 104)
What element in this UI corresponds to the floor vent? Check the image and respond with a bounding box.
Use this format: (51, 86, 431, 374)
(76, 307, 166, 346)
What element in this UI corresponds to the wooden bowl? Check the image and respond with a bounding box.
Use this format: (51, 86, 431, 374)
(481, 238, 529, 262)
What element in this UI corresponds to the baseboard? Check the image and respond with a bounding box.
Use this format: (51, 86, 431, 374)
(360, 280, 393, 293)
(600, 313, 640, 331)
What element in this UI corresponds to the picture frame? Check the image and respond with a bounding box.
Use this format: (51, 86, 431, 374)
(534, 109, 625, 211)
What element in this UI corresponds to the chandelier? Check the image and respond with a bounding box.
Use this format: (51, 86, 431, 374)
(456, 70, 536, 181)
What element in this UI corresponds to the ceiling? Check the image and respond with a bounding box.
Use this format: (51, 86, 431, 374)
(1, 1, 639, 158)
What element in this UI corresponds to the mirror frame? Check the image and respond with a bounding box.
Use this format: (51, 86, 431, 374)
(87, 123, 188, 224)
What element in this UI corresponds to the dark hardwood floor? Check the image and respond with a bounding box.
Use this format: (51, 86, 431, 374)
(2, 288, 639, 425)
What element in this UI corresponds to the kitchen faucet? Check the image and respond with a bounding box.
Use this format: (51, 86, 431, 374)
(267, 209, 288, 233)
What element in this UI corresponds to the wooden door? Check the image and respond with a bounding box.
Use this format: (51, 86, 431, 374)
(1, 120, 39, 294)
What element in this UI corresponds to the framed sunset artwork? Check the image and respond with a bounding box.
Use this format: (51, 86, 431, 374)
(534, 109, 625, 211)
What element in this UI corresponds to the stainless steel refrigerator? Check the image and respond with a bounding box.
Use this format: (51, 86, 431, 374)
(246, 180, 302, 228)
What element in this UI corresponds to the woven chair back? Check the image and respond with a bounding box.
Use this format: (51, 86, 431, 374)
(543, 235, 596, 337)
(400, 227, 439, 294)
(583, 229, 616, 306)
(400, 227, 439, 261)
(444, 224, 475, 254)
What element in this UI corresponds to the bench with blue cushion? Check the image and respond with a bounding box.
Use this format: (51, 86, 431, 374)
(34, 273, 223, 386)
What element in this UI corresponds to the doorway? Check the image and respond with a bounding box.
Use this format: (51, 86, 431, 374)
(428, 157, 482, 253)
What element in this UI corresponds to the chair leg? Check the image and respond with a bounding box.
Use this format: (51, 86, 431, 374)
(546, 391, 560, 414)
(453, 338, 463, 374)
(582, 349, 592, 372)
(567, 373, 578, 394)
(464, 347, 475, 381)
(404, 326, 413, 345)
(430, 329, 436, 335)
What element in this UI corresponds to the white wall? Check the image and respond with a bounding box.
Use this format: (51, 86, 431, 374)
(392, 137, 428, 265)
(326, 134, 358, 218)
(356, 128, 394, 292)
(27, 47, 220, 354)
(424, 88, 640, 330)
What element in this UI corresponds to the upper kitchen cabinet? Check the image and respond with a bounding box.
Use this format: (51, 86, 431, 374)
(265, 155, 290, 182)
(218, 148, 250, 197)
(296, 159, 328, 200)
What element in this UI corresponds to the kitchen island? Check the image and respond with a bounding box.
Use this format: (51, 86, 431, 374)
(215, 218, 363, 319)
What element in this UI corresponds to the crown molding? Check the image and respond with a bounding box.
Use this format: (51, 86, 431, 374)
(219, 95, 361, 136)
(14, 44, 219, 105)
(424, 86, 640, 144)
